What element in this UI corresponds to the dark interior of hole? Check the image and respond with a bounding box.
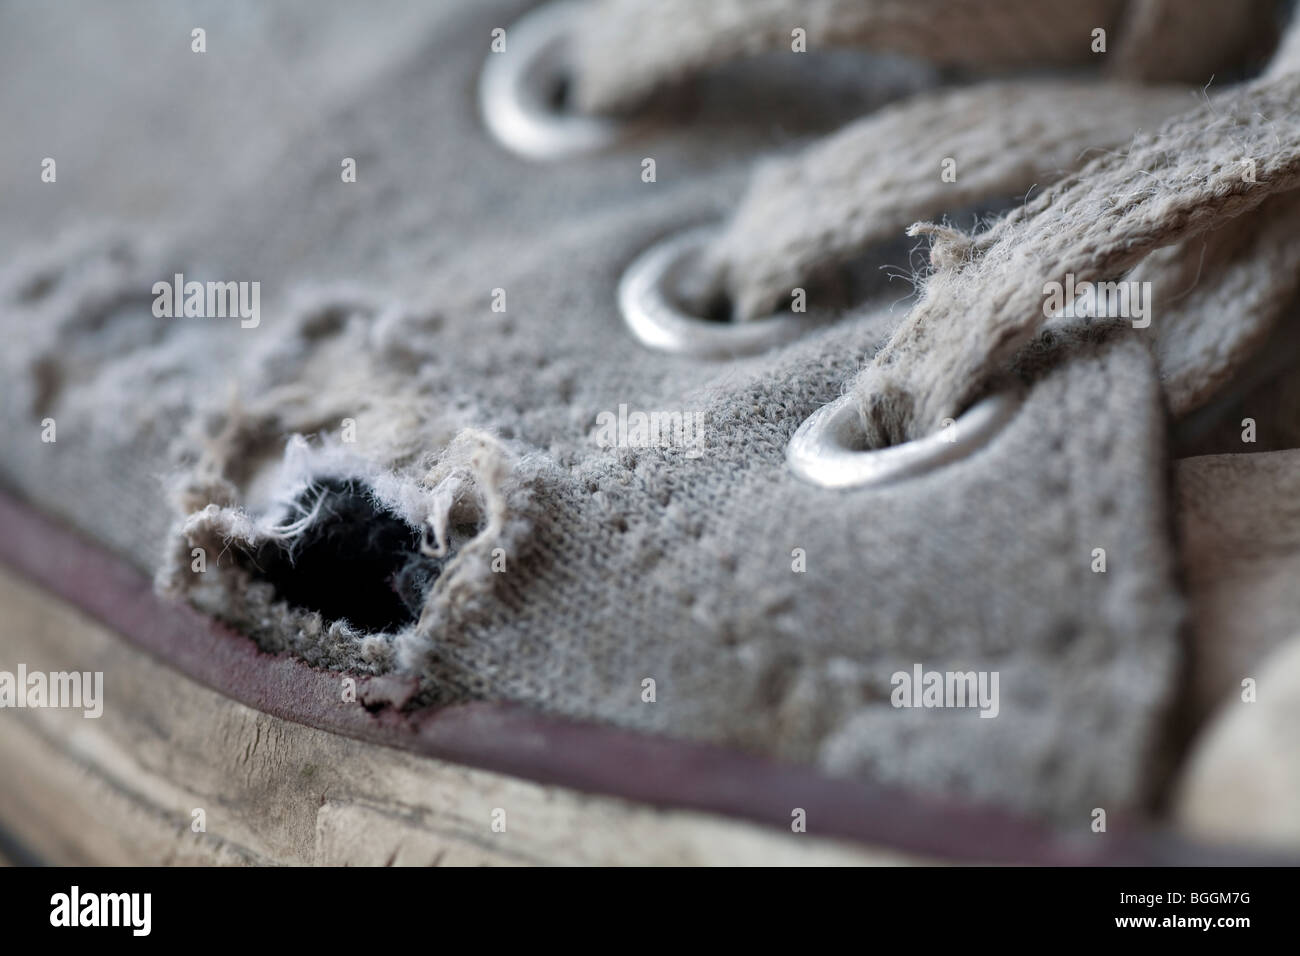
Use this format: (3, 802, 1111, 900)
(247, 478, 451, 634)
(547, 74, 571, 111)
(701, 290, 734, 323)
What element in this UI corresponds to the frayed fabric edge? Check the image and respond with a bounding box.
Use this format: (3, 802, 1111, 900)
(155, 426, 535, 684)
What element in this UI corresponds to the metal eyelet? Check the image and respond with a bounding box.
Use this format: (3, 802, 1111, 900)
(619, 227, 828, 358)
(787, 392, 1021, 489)
(478, 0, 628, 160)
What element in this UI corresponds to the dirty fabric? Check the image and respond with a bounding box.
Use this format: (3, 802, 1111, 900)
(0, 0, 1295, 829)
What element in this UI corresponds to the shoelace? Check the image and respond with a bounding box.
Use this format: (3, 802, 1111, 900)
(565, 0, 1300, 455)
(569, 0, 1273, 114)
(681, 80, 1195, 321)
(855, 33, 1300, 448)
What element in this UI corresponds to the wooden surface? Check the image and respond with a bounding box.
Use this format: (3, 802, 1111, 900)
(6, 486, 1267, 866)
(0, 565, 913, 865)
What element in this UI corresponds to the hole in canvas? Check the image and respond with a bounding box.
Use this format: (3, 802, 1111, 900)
(245, 478, 473, 634)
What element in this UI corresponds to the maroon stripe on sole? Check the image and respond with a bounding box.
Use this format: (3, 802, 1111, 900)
(0, 487, 1281, 865)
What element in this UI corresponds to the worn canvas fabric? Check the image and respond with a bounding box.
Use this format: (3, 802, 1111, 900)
(2, 0, 1299, 834)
